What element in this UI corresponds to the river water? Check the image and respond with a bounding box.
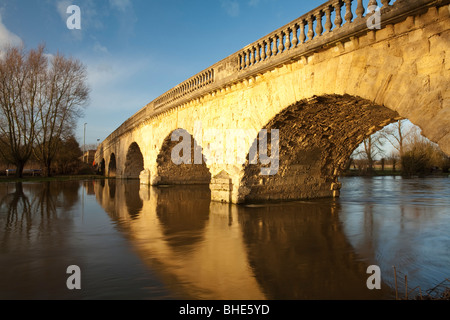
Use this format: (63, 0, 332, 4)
(0, 176, 449, 300)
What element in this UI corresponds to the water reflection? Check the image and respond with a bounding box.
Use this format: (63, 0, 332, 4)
(339, 176, 450, 297)
(1, 176, 448, 300)
(238, 202, 390, 299)
(0, 182, 81, 300)
(94, 180, 393, 299)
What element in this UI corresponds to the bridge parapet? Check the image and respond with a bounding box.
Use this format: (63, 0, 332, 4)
(237, 0, 395, 72)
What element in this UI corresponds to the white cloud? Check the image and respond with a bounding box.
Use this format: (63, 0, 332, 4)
(109, 0, 132, 12)
(221, 0, 240, 17)
(56, 0, 72, 22)
(93, 42, 109, 55)
(0, 12, 22, 50)
(85, 56, 153, 110)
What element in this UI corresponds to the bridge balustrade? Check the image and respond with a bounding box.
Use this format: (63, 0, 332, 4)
(238, 0, 394, 71)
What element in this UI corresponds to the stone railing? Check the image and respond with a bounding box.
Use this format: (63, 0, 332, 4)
(154, 68, 215, 109)
(151, 0, 400, 113)
(237, 0, 396, 72)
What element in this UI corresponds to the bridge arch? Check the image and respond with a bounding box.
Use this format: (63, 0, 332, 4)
(108, 153, 117, 177)
(238, 94, 401, 202)
(99, 158, 105, 176)
(124, 142, 145, 179)
(155, 129, 211, 185)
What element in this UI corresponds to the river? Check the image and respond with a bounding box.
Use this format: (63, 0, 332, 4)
(1, 176, 449, 300)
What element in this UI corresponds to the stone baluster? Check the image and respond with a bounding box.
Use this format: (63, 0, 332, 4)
(267, 38, 273, 58)
(255, 44, 261, 63)
(344, 0, 353, 23)
(250, 48, 255, 65)
(299, 20, 306, 43)
(284, 28, 291, 50)
(380, 0, 390, 7)
(315, 11, 323, 36)
(261, 41, 267, 60)
(292, 24, 299, 47)
(324, 6, 333, 33)
(272, 34, 279, 56)
(278, 32, 285, 53)
(356, 0, 365, 19)
(369, 0, 378, 8)
(307, 16, 315, 41)
(334, 1, 343, 28)
(244, 49, 249, 66)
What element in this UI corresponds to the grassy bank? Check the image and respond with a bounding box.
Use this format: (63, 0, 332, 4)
(0, 174, 107, 183)
(343, 169, 403, 177)
(342, 169, 449, 177)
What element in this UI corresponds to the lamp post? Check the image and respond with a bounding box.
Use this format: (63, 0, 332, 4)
(84, 123, 87, 156)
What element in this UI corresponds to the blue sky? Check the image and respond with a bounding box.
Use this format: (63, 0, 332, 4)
(0, 0, 325, 147)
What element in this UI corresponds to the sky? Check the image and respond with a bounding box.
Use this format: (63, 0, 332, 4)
(0, 0, 326, 148)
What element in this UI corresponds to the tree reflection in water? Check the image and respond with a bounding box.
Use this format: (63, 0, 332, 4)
(0, 181, 81, 300)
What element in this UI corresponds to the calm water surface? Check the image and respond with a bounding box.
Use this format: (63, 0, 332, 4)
(0, 176, 449, 300)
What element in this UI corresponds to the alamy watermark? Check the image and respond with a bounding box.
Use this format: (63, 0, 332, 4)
(170, 122, 279, 176)
(66, 5, 81, 30)
(366, 6, 382, 30)
(367, 265, 381, 290)
(66, 265, 81, 290)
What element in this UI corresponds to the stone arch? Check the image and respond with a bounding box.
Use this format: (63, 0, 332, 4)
(108, 153, 117, 177)
(99, 158, 105, 176)
(124, 142, 144, 179)
(238, 94, 402, 203)
(156, 128, 211, 185)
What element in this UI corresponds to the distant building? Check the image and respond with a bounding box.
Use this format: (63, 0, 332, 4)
(81, 150, 96, 166)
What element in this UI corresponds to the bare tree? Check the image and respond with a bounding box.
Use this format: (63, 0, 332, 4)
(33, 53, 89, 176)
(352, 133, 385, 174)
(0, 46, 45, 177)
(379, 119, 412, 157)
(401, 126, 446, 176)
(0, 45, 89, 177)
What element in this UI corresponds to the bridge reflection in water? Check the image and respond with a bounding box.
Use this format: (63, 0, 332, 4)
(94, 179, 393, 300)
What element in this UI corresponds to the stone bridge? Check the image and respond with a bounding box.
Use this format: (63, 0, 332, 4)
(95, 0, 450, 204)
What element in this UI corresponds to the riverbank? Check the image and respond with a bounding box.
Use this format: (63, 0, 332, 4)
(0, 174, 107, 183)
(342, 169, 449, 178)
